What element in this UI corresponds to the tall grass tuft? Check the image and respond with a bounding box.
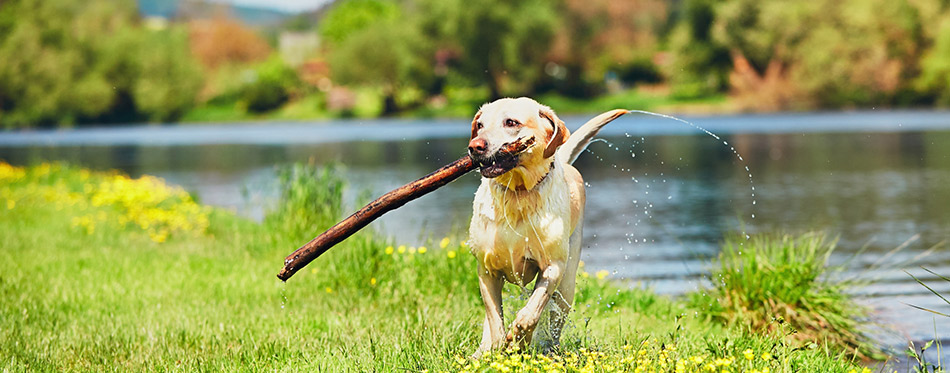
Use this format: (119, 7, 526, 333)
(689, 232, 879, 359)
(264, 162, 346, 243)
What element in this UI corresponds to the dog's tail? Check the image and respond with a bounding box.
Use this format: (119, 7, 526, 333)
(558, 109, 629, 165)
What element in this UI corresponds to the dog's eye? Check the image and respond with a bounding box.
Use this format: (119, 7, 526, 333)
(504, 118, 520, 128)
(476, 122, 484, 130)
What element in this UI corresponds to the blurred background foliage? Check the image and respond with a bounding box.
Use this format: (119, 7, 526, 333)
(4, 0, 950, 128)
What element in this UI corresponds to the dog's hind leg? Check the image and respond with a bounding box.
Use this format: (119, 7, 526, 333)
(474, 262, 505, 358)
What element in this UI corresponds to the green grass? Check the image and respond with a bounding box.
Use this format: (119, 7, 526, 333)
(179, 87, 729, 124)
(687, 233, 880, 360)
(535, 89, 729, 116)
(0, 162, 871, 371)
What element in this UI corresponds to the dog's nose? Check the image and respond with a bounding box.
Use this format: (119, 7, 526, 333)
(468, 138, 488, 155)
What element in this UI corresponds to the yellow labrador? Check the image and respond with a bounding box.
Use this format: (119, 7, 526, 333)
(467, 97, 626, 355)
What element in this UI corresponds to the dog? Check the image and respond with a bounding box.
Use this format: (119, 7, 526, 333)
(466, 97, 627, 356)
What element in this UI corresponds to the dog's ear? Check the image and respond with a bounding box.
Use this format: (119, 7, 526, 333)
(540, 107, 569, 158)
(470, 111, 483, 140)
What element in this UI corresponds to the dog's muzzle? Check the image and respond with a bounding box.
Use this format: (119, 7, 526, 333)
(470, 137, 535, 178)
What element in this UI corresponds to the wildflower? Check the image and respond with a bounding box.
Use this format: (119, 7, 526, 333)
(325, 287, 333, 294)
(311, 268, 318, 274)
(370, 278, 377, 286)
(409, 246, 417, 254)
(581, 271, 590, 278)
(447, 250, 457, 259)
(744, 349, 755, 361)
(761, 352, 771, 361)
(397, 245, 406, 254)
(596, 270, 609, 280)
(714, 357, 734, 366)
(385, 246, 394, 255)
(6, 199, 14, 210)
(149, 230, 168, 243)
(418, 246, 427, 254)
(439, 237, 450, 248)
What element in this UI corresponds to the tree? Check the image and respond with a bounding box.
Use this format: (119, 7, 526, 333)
(318, 0, 399, 44)
(547, 0, 669, 97)
(0, 0, 203, 127)
(449, 0, 558, 98)
(713, 0, 926, 108)
(666, 0, 732, 98)
(188, 16, 272, 70)
(327, 21, 424, 115)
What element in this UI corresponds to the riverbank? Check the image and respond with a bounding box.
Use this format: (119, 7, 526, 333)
(0, 161, 883, 371)
(179, 87, 733, 124)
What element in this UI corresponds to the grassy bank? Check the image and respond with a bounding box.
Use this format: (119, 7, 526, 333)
(0, 162, 872, 371)
(179, 88, 731, 124)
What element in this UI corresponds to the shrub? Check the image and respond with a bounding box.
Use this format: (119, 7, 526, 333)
(239, 57, 301, 113)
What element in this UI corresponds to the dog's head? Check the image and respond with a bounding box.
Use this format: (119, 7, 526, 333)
(468, 97, 569, 181)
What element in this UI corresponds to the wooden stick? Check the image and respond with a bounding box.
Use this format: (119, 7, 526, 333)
(277, 136, 536, 282)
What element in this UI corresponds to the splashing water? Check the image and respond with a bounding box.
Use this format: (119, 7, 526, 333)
(624, 109, 757, 240)
(280, 282, 288, 310)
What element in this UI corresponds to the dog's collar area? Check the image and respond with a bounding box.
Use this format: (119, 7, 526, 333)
(505, 162, 555, 192)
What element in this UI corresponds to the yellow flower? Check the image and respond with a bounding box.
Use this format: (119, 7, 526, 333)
(447, 250, 457, 259)
(325, 287, 333, 294)
(6, 199, 14, 210)
(311, 268, 318, 274)
(397, 245, 406, 254)
(370, 277, 377, 286)
(439, 237, 451, 248)
(385, 246, 394, 255)
(596, 270, 609, 280)
(714, 357, 734, 366)
(149, 230, 168, 243)
(581, 271, 590, 278)
(418, 246, 427, 254)
(409, 246, 417, 254)
(761, 352, 771, 361)
(744, 349, 755, 361)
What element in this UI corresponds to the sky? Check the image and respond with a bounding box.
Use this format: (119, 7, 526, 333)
(217, 0, 331, 13)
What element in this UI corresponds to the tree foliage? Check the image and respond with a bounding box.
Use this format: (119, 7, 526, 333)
(188, 17, 272, 70)
(0, 0, 202, 127)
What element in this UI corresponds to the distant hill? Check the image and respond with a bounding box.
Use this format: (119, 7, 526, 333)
(138, 0, 294, 26)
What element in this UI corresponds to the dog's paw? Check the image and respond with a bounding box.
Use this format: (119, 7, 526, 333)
(506, 318, 537, 347)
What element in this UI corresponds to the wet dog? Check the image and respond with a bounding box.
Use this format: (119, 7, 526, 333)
(467, 97, 626, 355)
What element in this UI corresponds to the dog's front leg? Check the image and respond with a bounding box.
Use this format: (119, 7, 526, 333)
(474, 262, 505, 358)
(507, 261, 564, 347)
